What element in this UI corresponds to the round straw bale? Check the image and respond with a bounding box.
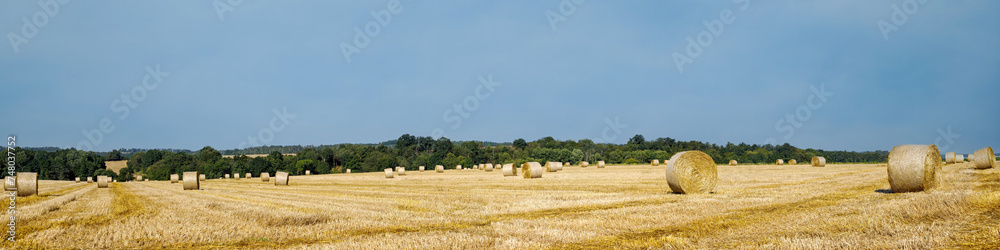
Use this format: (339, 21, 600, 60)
(502, 164, 517, 176)
(170, 174, 179, 183)
(457, 165, 462, 170)
(419, 166, 425, 172)
(199, 174, 205, 181)
(652, 159, 660, 166)
(87, 176, 93, 183)
(811, 156, 826, 167)
(789, 159, 797, 165)
(485, 163, 494, 172)
(665, 151, 717, 194)
(973, 147, 995, 169)
(346, 169, 351, 173)
(544, 162, 561, 172)
(3, 176, 14, 191)
(16, 172, 37, 196)
(275, 171, 289, 185)
(137, 176, 143, 181)
(598, 161, 605, 168)
(305, 170, 311, 175)
(246, 173, 252, 179)
(385, 168, 394, 179)
(580, 161, 589, 167)
(945, 152, 956, 163)
(887, 144, 941, 193)
(729, 160, 738, 166)
(776, 159, 784, 165)
(397, 167, 406, 176)
(955, 154, 964, 163)
(183, 171, 199, 190)
(436, 165, 444, 173)
(97, 175, 109, 188)
(234, 173, 241, 179)
(75, 177, 80, 183)
(224, 174, 230, 179)
(261, 172, 270, 182)
(522, 162, 543, 179)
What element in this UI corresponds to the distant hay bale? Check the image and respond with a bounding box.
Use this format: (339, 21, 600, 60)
(564, 162, 570, 167)
(485, 163, 494, 172)
(729, 160, 738, 166)
(665, 151, 718, 194)
(87, 177, 93, 183)
(776, 159, 785, 165)
(652, 159, 660, 166)
(789, 159, 797, 165)
(137, 176, 143, 181)
(419, 166, 425, 172)
(170, 174, 179, 183)
(502, 164, 517, 176)
(945, 152, 956, 163)
(457, 165, 462, 170)
(521, 162, 543, 179)
(75, 177, 80, 183)
(224, 174, 230, 179)
(385, 168, 394, 179)
(246, 173, 252, 179)
(397, 167, 406, 176)
(812, 156, 826, 167)
(544, 162, 562, 172)
(275, 171, 289, 186)
(436, 165, 444, 173)
(97, 175, 109, 189)
(261, 172, 270, 182)
(580, 161, 589, 167)
(3, 176, 13, 191)
(955, 154, 964, 163)
(16, 172, 37, 197)
(973, 147, 995, 169)
(183, 171, 199, 190)
(234, 173, 241, 179)
(346, 169, 351, 173)
(305, 170, 311, 175)
(199, 174, 205, 181)
(887, 144, 941, 193)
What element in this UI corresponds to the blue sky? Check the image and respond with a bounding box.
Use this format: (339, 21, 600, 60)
(1, 0, 997, 153)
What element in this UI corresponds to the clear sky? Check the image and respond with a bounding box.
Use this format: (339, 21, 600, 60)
(1, 1, 997, 153)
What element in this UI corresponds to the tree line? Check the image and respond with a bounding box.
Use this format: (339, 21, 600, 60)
(3, 134, 890, 181)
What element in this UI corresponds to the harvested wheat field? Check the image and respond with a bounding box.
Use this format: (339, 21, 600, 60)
(8, 163, 999, 249)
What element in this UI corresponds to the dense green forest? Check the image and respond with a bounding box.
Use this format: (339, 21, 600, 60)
(3, 134, 891, 181)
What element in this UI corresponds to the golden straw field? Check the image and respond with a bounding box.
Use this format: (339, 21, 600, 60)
(8, 163, 999, 249)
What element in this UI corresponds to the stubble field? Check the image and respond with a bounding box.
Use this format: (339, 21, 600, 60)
(7, 162, 998, 249)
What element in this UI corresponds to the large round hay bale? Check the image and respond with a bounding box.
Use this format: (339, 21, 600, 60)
(199, 174, 206, 181)
(419, 166, 425, 172)
(246, 173, 252, 179)
(502, 164, 517, 176)
(945, 152, 956, 163)
(346, 169, 351, 173)
(652, 159, 660, 166)
(261, 172, 270, 182)
(776, 159, 784, 165)
(183, 171, 200, 190)
(522, 162, 543, 179)
(397, 167, 406, 176)
(224, 174, 230, 179)
(305, 170, 311, 175)
(887, 144, 941, 193)
(3, 176, 14, 191)
(955, 154, 964, 163)
(275, 171, 289, 186)
(75, 177, 80, 183)
(436, 165, 444, 173)
(544, 162, 562, 172)
(97, 175, 109, 188)
(384, 168, 394, 179)
(973, 147, 995, 169)
(170, 174, 179, 183)
(665, 151, 717, 194)
(137, 176, 143, 181)
(789, 159, 797, 165)
(234, 173, 241, 179)
(598, 161, 605, 168)
(87, 176, 93, 183)
(485, 164, 494, 172)
(580, 161, 589, 167)
(16, 172, 37, 197)
(456, 165, 462, 170)
(811, 156, 826, 167)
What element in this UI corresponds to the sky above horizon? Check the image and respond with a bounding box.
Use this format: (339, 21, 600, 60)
(1, 1, 998, 153)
